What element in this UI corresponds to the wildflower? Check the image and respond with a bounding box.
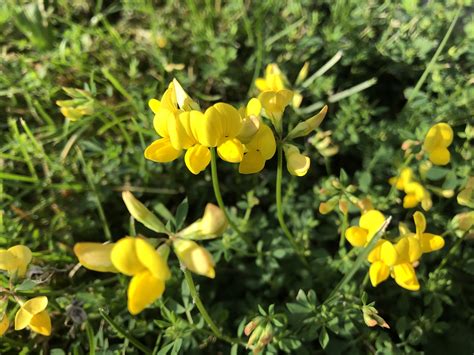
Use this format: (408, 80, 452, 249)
(15, 296, 51, 336)
(362, 305, 390, 329)
(237, 98, 262, 144)
(74, 237, 170, 315)
(389, 167, 431, 210)
(259, 90, 293, 129)
(0, 313, 9, 336)
(389, 167, 413, 191)
(144, 80, 211, 174)
(56, 87, 94, 121)
(367, 240, 397, 286)
(239, 124, 276, 174)
(409, 211, 444, 254)
(173, 239, 215, 278)
(199, 103, 244, 163)
(283, 144, 310, 177)
(178, 203, 228, 239)
(345, 210, 385, 247)
(0, 245, 32, 278)
(422, 122, 453, 165)
(255, 64, 286, 92)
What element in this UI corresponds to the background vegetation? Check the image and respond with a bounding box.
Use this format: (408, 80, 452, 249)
(0, 0, 472, 353)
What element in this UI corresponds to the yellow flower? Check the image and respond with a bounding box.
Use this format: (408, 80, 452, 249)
(0, 245, 32, 278)
(422, 123, 453, 165)
(345, 210, 386, 247)
(74, 237, 170, 315)
(173, 239, 215, 278)
(178, 203, 228, 239)
(237, 98, 262, 144)
(258, 90, 293, 127)
(389, 167, 413, 191)
(198, 103, 244, 163)
(255, 64, 286, 92)
(283, 144, 310, 177)
(0, 313, 9, 336)
(15, 296, 51, 336)
(391, 263, 420, 291)
(122, 191, 166, 233)
(403, 181, 432, 211)
(239, 124, 276, 174)
(144, 80, 211, 174)
(367, 240, 397, 286)
(409, 211, 445, 254)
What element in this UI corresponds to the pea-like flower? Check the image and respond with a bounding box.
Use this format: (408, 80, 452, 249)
(74, 237, 170, 315)
(15, 296, 51, 336)
(172, 239, 215, 278)
(255, 64, 286, 93)
(283, 144, 311, 177)
(178, 203, 228, 239)
(422, 122, 453, 165)
(345, 210, 386, 247)
(389, 167, 431, 210)
(408, 211, 445, 254)
(0, 245, 32, 278)
(239, 124, 276, 174)
(237, 98, 262, 144)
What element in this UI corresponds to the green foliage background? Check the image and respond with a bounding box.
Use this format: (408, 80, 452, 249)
(0, 0, 473, 353)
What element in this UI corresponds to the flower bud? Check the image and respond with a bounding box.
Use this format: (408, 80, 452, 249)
(319, 198, 337, 215)
(237, 115, 261, 144)
(173, 239, 215, 278)
(452, 211, 474, 232)
(295, 61, 310, 84)
(338, 199, 349, 215)
(0, 313, 9, 336)
(362, 305, 390, 329)
(244, 316, 263, 336)
(122, 191, 166, 233)
(286, 105, 328, 140)
(283, 144, 310, 177)
(178, 204, 228, 240)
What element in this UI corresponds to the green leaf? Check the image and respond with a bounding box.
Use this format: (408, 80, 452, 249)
(175, 198, 189, 230)
(319, 327, 329, 349)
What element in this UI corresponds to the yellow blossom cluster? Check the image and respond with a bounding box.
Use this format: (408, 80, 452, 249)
(346, 210, 444, 290)
(144, 65, 327, 177)
(0, 246, 52, 337)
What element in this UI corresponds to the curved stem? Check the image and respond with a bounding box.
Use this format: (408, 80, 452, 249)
(210, 148, 254, 247)
(276, 144, 309, 268)
(183, 270, 243, 347)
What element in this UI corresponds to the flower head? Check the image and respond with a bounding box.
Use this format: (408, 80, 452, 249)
(345, 210, 385, 247)
(0, 245, 32, 278)
(422, 123, 453, 165)
(15, 296, 51, 336)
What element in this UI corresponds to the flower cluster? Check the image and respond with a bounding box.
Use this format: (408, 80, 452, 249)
(74, 191, 225, 315)
(346, 210, 444, 290)
(144, 70, 327, 177)
(0, 245, 52, 336)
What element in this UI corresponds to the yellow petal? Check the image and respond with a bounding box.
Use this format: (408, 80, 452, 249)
(255, 78, 269, 92)
(153, 107, 173, 137)
(246, 124, 276, 160)
(7, 245, 32, 277)
(395, 236, 421, 263)
(419, 233, 444, 253)
(215, 103, 242, 141)
(148, 99, 161, 114)
(367, 240, 385, 263)
(428, 147, 450, 165)
(392, 263, 420, 291)
(379, 240, 398, 266)
(172, 78, 198, 111)
(284, 145, 310, 177)
(15, 309, 32, 331)
(184, 144, 211, 175)
(0, 313, 9, 336)
(110, 237, 145, 276)
(0, 250, 19, 273)
(22, 296, 48, 315)
(403, 193, 419, 208)
(258, 90, 293, 114)
(144, 138, 181, 163)
(127, 271, 165, 315)
(217, 139, 244, 163)
(29, 311, 51, 336)
(413, 211, 426, 236)
(73, 243, 117, 272)
(246, 98, 262, 117)
(168, 112, 195, 150)
(239, 151, 265, 174)
(173, 239, 215, 278)
(135, 238, 170, 280)
(369, 261, 390, 287)
(286, 105, 328, 139)
(345, 226, 368, 247)
(200, 204, 228, 236)
(359, 210, 385, 240)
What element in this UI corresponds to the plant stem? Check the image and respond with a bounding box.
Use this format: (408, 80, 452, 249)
(210, 148, 253, 247)
(339, 212, 348, 248)
(276, 144, 309, 268)
(183, 270, 242, 346)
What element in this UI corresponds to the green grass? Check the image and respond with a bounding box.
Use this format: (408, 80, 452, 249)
(0, 0, 473, 353)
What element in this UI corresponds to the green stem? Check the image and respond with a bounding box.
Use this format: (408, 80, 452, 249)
(210, 148, 254, 247)
(276, 144, 309, 268)
(433, 233, 465, 274)
(183, 270, 242, 346)
(339, 212, 348, 248)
